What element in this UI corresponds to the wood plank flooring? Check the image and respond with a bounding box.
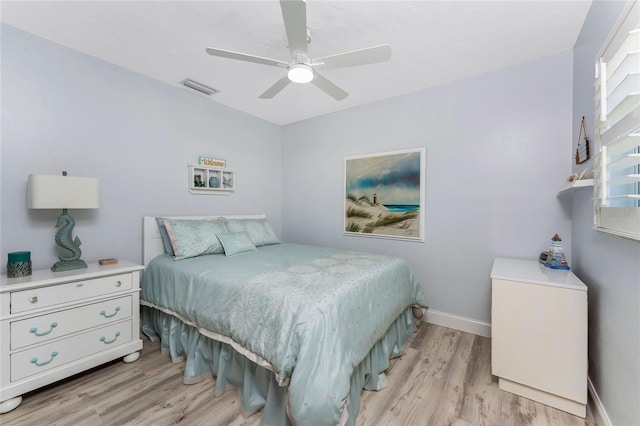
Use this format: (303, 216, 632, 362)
(2, 323, 597, 426)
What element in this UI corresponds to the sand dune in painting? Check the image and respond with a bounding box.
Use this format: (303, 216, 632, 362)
(345, 198, 419, 238)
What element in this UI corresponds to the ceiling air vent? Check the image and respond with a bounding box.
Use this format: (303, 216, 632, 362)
(180, 78, 219, 96)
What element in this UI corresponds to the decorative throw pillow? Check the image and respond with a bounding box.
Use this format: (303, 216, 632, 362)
(225, 218, 280, 247)
(216, 232, 258, 256)
(163, 218, 229, 260)
(155, 217, 175, 256)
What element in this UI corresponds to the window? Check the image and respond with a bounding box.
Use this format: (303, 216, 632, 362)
(593, 0, 640, 241)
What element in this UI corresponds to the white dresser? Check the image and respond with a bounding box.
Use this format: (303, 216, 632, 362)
(491, 257, 588, 418)
(0, 260, 144, 413)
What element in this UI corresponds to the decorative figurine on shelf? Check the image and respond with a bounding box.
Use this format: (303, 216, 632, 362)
(209, 172, 219, 189)
(544, 233, 571, 270)
(223, 172, 233, 189)
(567, 166, 590, 183)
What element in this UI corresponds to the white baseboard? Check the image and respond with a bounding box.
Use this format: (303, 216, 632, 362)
(588, 376, 612, 426)
(424, 309, 491, 338)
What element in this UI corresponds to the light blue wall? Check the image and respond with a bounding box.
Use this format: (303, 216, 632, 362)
(5, 10, 636, 423)
(571, 2, 640, 425)
(0, 24, 282, 272)
(281, 51, 574, 322)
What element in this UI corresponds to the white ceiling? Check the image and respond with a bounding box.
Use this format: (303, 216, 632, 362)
(1, 1, 592, 125)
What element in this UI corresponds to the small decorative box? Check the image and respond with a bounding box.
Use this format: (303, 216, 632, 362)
(8, 251, 32, 278)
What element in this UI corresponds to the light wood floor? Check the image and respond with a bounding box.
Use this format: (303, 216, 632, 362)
(2, 323, 597, 426)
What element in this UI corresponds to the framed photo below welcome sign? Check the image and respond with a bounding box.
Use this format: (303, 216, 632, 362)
(344, 148, 425, 241)
(188, 156, 234, 194)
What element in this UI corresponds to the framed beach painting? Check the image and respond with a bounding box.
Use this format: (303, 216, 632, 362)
(344, 148, 425, 241)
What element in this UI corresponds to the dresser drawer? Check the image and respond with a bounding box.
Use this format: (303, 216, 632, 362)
(10, 295, 133, 350)
(10, 273, 133, 314)
(10, 320, 133, 382)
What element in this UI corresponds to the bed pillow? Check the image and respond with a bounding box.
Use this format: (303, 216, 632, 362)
(155, 215, 225, 256)
(216, 231, 258, 256)
(163, 218, 229, 260)
(155, 217, 175, 256)
(225, 218, 280, 247)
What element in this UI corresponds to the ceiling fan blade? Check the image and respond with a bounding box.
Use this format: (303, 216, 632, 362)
(315, 44, 392, 70)
(280, 0, 308, 56)
(259, 75, 292, 99)
(206, 47, 289, 68)
(311, 72, 348, 101)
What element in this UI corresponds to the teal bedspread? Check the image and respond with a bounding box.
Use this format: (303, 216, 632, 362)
(141, 243, 427, 425)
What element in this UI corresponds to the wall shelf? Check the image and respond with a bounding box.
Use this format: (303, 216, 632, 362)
(188, 165, 235, 194)
(558, 179, 593, 194)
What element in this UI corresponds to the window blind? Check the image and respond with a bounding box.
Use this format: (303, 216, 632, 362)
(593, 0, 640, 240)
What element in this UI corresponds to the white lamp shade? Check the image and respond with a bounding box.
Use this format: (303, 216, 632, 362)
(28, 174, 100, 209)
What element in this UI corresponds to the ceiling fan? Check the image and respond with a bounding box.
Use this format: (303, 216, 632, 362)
(205, 0, 391, 100)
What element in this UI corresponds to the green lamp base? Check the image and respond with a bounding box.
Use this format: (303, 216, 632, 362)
(52, 209, 89, 273)
(51, 259, 88, 272)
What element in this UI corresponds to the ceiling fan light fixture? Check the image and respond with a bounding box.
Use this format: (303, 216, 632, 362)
(287, 64, 313, 83)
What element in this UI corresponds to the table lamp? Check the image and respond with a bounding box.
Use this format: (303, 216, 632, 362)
(27, 172, 100, 272)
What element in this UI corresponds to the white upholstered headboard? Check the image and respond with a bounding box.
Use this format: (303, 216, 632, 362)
(142, 214, 267, 266)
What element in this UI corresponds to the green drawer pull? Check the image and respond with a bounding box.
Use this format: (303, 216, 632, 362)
(99, 307, 121, 318)
(76, 283, 84, 288)
(30, 351, 58, 367)
(99, 332, 121, 345)
(29, 322, 58, 337)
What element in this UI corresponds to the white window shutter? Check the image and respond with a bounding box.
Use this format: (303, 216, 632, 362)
(593, 1, 640, 240)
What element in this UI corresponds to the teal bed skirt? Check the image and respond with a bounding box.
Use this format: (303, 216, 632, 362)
(141, 305, 420, 426)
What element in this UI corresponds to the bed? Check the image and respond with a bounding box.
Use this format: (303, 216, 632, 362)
(140, 214, 428, 426)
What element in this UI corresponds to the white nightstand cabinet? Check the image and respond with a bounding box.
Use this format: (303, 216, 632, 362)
(491, 257, 588, 418)
(0, 261, 145, 414)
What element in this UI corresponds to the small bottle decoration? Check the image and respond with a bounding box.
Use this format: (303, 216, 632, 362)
(544, 233, 570, 270)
